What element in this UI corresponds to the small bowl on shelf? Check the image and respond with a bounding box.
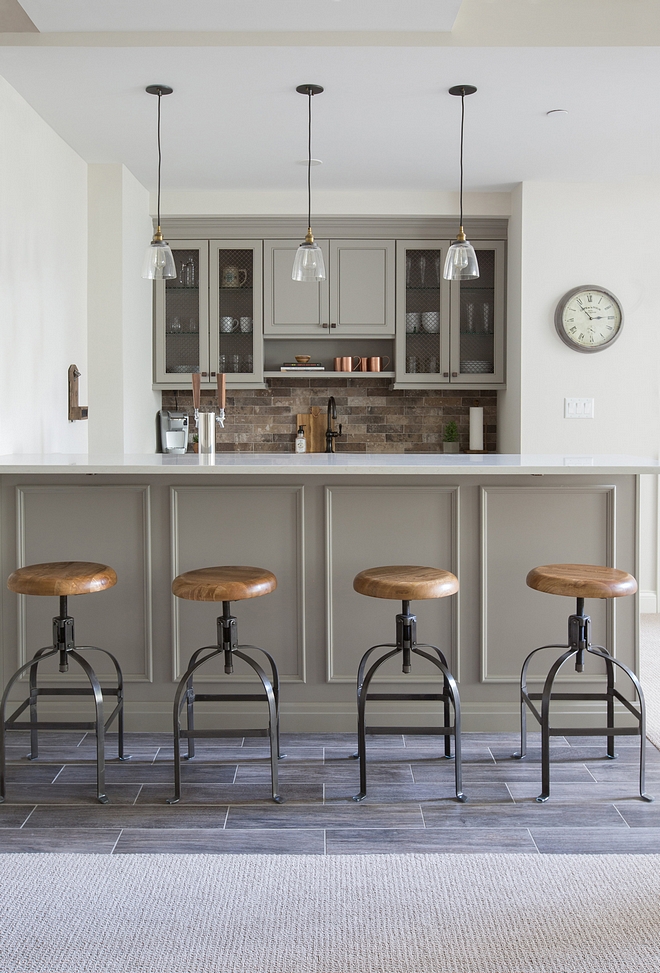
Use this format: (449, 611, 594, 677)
(295, 355, 311, 364)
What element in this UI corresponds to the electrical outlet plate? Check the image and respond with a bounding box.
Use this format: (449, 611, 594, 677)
(564, 397, 594, 419)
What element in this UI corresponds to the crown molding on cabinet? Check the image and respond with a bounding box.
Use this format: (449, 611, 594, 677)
(159, 215, 508, 241)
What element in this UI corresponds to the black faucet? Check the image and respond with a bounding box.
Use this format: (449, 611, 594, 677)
(325, 396, 342, 453)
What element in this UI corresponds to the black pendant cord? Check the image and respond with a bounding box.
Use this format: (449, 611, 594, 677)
(307, 89, 312, 232)
(459, 91, 465, 230)
(156, 90, 163, 230)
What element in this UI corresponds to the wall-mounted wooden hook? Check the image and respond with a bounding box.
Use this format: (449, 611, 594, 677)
(68, 364, 88, 421)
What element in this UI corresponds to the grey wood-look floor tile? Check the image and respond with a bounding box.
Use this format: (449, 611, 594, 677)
(614, 803, 660, 827)
(114, 828, 325, 854)
(491, 745, 660, 765)
(464, 733, 570, 748)
(323, 781, 512, 804)
(243, 733, 404, 749)
(326, 828, 539, 854)
(0, 828, 121, 853)
(235, 762, 413, 784)
(461, 762, 596, 782)
(155, 746, 323, 763)
(102, 732, 173, 748)
(530, 827, 660, 854)
(506, 781, 650, 803)
(567, 734, 644, 747)
(5, 747, 158, 763)
(27, 804, 229, 829)
(3, 731, 87, 747)
(2, 764, 65, 783)
(58, 763, 237, 784)
(226, 802, 424, 830)
(137, 782, 323, 805)
(581, 762, 660, 783)
(421, 802, 627, 829)
(324, 746, 493, 765)
(0, 783, 141, 804)
(0, 805, 36, 827)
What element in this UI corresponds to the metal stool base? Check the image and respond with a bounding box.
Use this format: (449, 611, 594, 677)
(353, 601, 465, 803)
(514, 601, 652, 803)
(0, 596, 128, 805)
(168, 601, 284, 805)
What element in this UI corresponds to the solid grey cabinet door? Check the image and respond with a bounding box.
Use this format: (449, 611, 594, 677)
(263, 239, 330, 334)
(329, 239, 395, 335)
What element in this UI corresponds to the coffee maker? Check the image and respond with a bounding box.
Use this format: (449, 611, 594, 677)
(159, 410, 189, 454)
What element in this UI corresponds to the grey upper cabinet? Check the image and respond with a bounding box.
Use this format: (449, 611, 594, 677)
(263, 238, 395, 337)
(329, 240, 395, 335)
(395, 238, 506, 388)
(263, 239, 329, 335)
(154, 239, 263, 389)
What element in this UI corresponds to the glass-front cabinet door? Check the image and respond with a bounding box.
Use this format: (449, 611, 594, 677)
(154, 241, 209, 385)
(209, 240, 263, 385)
(395, 241, 450, 384)
(449, 240, 505, 386)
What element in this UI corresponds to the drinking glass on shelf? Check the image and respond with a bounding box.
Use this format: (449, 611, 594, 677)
(434, 255, 441, 286)
(170, 317, 182, 333)
(230, 354, 240, 373)
(244, 354, 253, 373)
(406, 255, 412, 287)
(218, 355, 227, 373)
(419, 255, 426, 288)
(483, 303, 491, 334)
(406, 356, 418, 373)
(466, 304, 475, 333)
(428, 356, 439, 373)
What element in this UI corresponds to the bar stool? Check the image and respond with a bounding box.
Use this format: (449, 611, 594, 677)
(514, 563, 652, 803)
(167, 565, 284, 805)
(352, 565, 465, 803)
(0, 561, 128, 805)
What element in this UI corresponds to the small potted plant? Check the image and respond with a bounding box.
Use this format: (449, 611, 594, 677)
(443, 420, 460, 453)
(191, 433, 199, 454)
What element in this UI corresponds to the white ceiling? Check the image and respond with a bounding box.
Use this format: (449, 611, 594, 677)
(0, 43, 656, 194)
(18, 0, 464, 33)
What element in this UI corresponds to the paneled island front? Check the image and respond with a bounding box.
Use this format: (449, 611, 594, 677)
(0, 453, 655, 732)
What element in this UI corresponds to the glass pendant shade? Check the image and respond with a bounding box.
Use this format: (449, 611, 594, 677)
(443, 238, 479, 281)
(142, 239, 177, 280)
(292, 241, 326, 281)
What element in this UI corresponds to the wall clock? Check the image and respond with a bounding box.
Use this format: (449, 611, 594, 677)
(554, 285, 623, 353)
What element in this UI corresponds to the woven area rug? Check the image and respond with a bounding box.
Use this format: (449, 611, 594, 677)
(640, 614, 660, 750)
(2, 853, 660, 973)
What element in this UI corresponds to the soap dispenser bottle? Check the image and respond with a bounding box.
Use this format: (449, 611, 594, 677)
(295, 425, 307, 454)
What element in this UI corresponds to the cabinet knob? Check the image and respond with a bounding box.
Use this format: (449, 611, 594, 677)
(201, 371, 208, 377)
(322, 322, 328, 328)
(443, 372, 449, 378)
(451, 372, 458, 377)
(330, 323, 337, 329)
(211, 372, 216, 377)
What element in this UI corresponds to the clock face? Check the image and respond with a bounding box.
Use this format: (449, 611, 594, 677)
(555, 286, 623, 353)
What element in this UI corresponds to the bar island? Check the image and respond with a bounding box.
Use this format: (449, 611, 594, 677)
(0, 453, 656, 732)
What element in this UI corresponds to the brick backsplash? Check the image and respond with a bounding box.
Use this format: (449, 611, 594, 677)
(162, 378, 497, 453)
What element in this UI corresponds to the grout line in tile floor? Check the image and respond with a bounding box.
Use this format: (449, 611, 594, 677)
(19, 806, 35, 828)
(110, 830, 123, 854)
(133, 784, 143, 806)
(51, 767, 64, 783)
(613, 805, 630, 827)
(527, 828, 541, 854)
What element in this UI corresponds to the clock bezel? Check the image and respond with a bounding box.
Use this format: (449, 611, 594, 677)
(554, 284, 624, 354)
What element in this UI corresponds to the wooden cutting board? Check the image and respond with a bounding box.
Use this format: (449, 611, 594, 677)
(296, 407, 327, 453)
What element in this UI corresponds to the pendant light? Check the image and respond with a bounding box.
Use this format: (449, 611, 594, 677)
(141, 84, 176, 280)
(292, 84, 326, 282)
(443, 84, 480, 281)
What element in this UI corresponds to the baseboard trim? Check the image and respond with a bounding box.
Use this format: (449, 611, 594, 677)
(640, 590, 657, 614)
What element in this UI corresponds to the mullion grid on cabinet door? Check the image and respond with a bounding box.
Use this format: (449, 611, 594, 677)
(449, 240, 505, 386)
(154, 240, 209, 385)
(209, 240, 264, 385)
(395, 240, 450, 385)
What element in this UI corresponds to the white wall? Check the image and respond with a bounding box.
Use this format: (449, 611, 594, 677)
(0, 75, 88, 454)
(502, 180, 660, 605)
(88, 164, 158, 454)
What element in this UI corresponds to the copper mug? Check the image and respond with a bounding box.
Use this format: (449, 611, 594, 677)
(367, 356, 390, 372)
(334, 356, 360, 372)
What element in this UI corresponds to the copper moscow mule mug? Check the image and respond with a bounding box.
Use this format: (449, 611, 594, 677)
(367, 356, 390, 372)
(334, 356, 361, 372)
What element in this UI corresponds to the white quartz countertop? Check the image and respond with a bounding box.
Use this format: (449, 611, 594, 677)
(0, 453, 657, 475)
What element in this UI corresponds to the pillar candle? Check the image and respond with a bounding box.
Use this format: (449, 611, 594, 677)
(469, 407, 484, 452)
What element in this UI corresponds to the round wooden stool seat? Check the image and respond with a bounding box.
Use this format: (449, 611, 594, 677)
(172, 565, 277, 602)
(7, 561, 117, 597)
(353, 565, 459, 601)
(526, 563, 637, 600)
